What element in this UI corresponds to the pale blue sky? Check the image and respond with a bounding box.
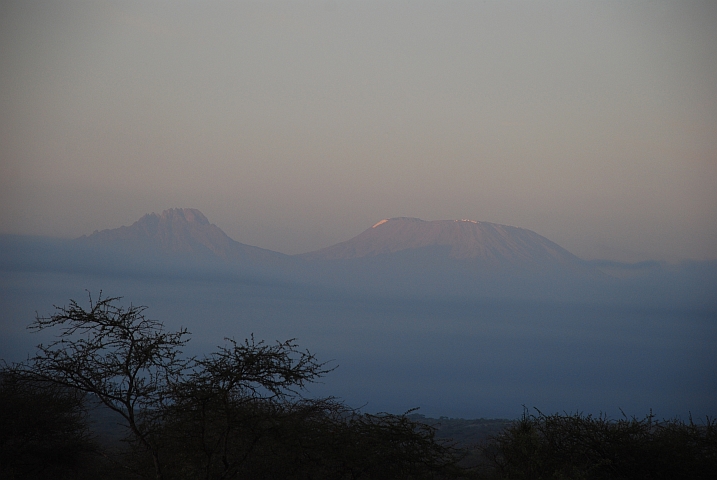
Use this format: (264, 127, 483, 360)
(1, 1, 716, 261)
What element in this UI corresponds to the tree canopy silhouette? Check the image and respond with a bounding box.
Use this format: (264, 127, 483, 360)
(16, 293, 463, 480)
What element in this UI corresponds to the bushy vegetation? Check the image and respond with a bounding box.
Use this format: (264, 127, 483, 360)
(472, 409, 717, 479)
(1, 294, 715, 479)
(0, 369, 98, 479)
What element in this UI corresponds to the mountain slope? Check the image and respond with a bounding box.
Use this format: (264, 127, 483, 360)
(299, 217, 582, 269)
(292, 217, 601, 299)
(76, 208, 286, 264)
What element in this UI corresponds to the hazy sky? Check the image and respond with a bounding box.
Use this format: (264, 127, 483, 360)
(1, 1, 715, 262)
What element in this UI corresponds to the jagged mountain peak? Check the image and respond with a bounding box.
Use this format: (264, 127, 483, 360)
(77, 208, 285, 263)
(132, 208, 210, 228)
(156, 208, 209, 225)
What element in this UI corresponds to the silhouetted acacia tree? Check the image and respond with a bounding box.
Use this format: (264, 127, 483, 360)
(24, 294, 191, 480)
(152, 336, 335, 479)
(22, 294, 340, 480)
(19, 293, 468, 479)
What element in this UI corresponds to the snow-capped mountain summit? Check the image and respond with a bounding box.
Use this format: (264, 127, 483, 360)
(299, 217, 582, 269)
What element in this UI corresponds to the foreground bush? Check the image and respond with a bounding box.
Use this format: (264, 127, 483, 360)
(474, 409, 717, 479)
(144, 400, 463, 479)
(0, 369, 97, 479)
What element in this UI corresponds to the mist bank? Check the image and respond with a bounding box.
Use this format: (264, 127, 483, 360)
(2, 266, 715, 420)
(2, 234, 716, 310)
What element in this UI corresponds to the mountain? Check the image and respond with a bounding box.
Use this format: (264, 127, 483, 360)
(293, 217, 604, 299)
(77, 208, 286, 265)
(299, 217, 583, 270)
(2, 210, 714, 305)
(63, 211, 598, 297)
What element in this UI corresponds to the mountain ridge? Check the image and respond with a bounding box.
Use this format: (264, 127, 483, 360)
(4, 208, 715, 305)
(77, 209, 585, 271)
